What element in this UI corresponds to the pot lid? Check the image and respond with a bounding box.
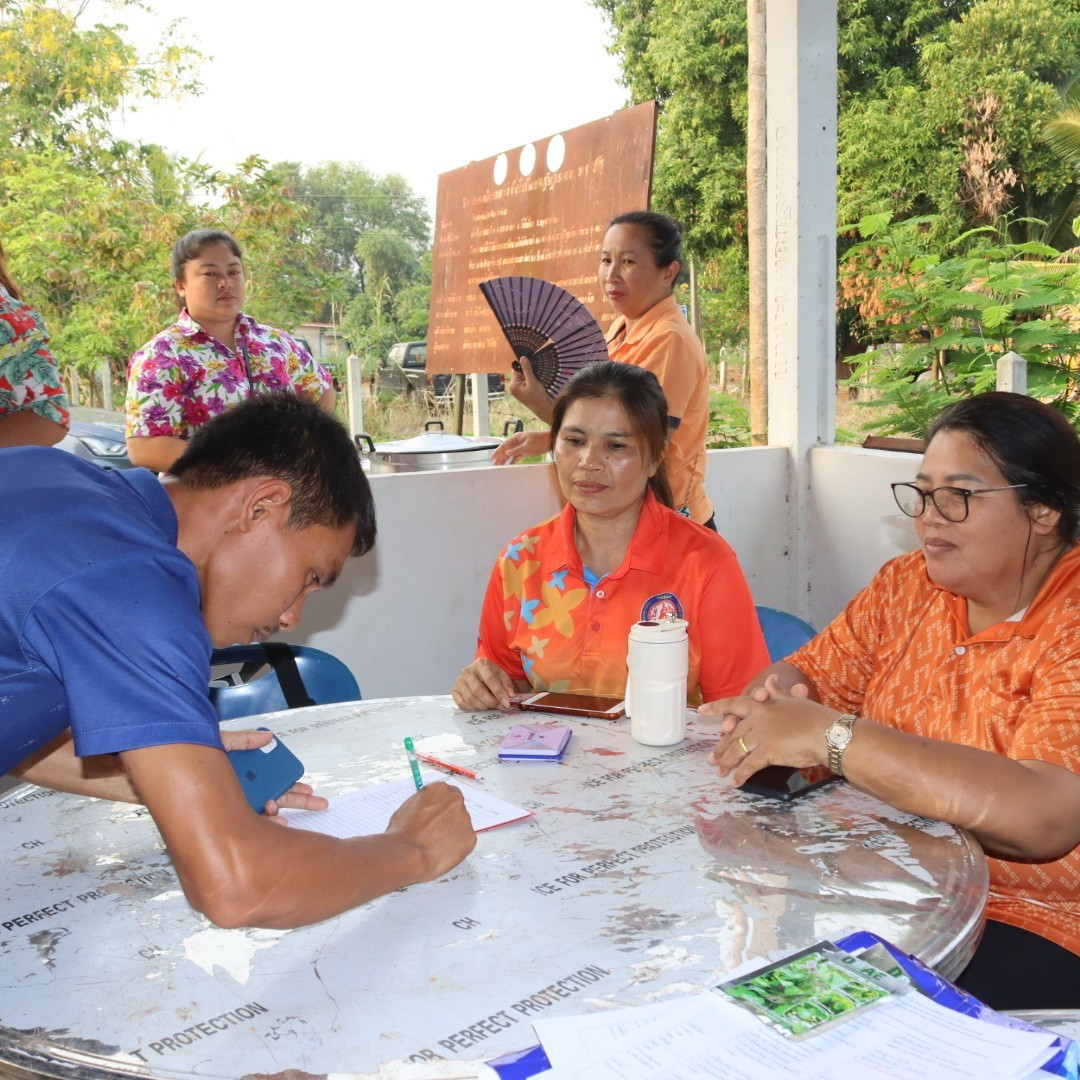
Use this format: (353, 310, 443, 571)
(374, 429, 500, 455)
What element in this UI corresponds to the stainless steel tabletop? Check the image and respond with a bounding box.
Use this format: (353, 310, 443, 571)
(0, 696, 988, 1079)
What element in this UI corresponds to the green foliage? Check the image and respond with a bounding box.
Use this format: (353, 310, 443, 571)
(274, 160, 432, 351)
(595, 0, 1080, 354)
(843, 213, 1080, 436)
(706, 390, 750, 447)
(0, 2, 432, 388)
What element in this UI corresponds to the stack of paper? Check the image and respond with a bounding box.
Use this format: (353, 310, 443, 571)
(482, 940, 1072, 1080)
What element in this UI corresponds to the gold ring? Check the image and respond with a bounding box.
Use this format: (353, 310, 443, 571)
(738, 736, 750, 755)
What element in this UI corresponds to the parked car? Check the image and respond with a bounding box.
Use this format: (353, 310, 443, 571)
(56, 407, 134, 469)
(376, 341, 504, 400)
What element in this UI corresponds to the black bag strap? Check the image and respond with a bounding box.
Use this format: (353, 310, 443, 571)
(261, 642, 317, 709)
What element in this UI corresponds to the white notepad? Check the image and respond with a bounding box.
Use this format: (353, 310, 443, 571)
(279, 772, 532, 835)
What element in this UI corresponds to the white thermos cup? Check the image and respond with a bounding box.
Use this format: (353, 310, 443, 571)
(625, 617, 689, 746)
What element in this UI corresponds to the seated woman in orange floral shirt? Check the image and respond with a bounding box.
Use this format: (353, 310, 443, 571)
(453, 362, 767, 711)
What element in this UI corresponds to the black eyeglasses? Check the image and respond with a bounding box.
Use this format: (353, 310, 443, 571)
(890, 482, 1027, 523)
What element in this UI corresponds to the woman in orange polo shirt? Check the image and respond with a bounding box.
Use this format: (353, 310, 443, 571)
(453, 362, 766, 710)
(707, 392, 1080, 1009)
(497, 212, 714, 528)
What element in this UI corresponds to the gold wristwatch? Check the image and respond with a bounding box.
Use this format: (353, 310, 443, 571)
(825, 714, 857, 777)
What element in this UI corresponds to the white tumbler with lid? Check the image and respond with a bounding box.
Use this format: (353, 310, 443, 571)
(625, 617, 690, 746)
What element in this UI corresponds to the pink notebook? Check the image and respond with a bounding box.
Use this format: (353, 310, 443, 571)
(499, 722, 572, 760)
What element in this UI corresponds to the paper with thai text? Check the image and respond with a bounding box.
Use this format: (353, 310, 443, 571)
(280, 773, 532, 835)
(531, 989, 1057, 1079)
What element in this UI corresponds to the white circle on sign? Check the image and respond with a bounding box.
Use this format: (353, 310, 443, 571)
(493, 154, 509, 186)
(519, 143, 536, 177)
(546, 135, 566, 173)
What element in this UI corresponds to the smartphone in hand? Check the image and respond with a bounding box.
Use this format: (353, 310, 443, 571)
(740, 764, 839, 802)
(227, 728, 305, 813)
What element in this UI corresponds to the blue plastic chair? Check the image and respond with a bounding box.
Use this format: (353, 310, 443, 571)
(755, 606, 817, 663)
(209, 643, 361, 721)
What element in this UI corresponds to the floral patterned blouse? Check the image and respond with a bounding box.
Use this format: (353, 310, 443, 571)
(124, 309, 331, 440)
(0, 285, 70, 428)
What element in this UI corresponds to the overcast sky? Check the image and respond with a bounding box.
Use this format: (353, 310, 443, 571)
(107, 0, 629, 211)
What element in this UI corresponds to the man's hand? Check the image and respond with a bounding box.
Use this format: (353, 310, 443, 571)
(492, 429, 552, 465)
(506, 357, 554, 422)
(219, 727, 329, 820)
(452, 658, 517, 711)
(386, 782, 477, 881)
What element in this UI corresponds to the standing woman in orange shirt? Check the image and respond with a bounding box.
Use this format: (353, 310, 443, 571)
(497, 212, 715, 530)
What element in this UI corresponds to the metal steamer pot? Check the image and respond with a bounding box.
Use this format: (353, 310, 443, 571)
(355, 420, 523, 474)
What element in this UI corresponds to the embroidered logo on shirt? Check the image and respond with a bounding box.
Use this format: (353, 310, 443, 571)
(641, 593, 683, 622)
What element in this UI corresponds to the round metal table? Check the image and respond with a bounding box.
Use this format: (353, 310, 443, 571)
(0, 697, 987, 1079)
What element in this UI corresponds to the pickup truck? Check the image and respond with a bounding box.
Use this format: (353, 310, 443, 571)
(376, 341, 504, 400)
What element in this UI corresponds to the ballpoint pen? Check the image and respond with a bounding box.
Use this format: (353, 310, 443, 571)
(415, 752, 484, 781)
(403, 736, 424, 791)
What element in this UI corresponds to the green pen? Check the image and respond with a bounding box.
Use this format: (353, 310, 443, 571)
(403, 737, 424, 791)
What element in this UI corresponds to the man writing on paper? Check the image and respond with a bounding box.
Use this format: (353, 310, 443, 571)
(1, 395, 475, 929)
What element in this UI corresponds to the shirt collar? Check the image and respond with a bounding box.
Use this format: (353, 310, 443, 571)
(931, 542, 1080, 642)
(606, 292, 681, 350)
(541, 490, 669, 581)
(176, 308, 252, 349)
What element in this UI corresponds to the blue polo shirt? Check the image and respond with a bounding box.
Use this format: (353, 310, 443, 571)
(0, 448, 221, 776)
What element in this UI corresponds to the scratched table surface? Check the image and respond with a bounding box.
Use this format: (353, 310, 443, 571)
(0, 696, 987, 1080)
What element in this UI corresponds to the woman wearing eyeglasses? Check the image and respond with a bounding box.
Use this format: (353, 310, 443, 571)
(704, 391, 1080, 1009)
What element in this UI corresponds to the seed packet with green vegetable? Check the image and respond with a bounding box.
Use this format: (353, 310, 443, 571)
(713, 941, 907, 1039)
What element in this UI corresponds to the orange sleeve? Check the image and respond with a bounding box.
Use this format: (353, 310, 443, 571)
(786, 569, 890, 715)
(696, 550, 771, 701)
(474, 555, 526, 683)
(630, 326, 697, 422)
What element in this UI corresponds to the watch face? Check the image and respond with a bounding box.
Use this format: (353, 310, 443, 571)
(826, 722, 854, 750)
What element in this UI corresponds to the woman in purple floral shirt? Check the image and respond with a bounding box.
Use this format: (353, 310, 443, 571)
(0, 240, 70, 448)
(124, 229, 335, 472)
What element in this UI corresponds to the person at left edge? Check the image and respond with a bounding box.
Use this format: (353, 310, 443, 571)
(124, 228, 335, 473)
(0, 237, 70, 448)
(2, 395, 476, 929)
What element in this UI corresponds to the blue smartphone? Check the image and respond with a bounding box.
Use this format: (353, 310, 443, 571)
(227, 728, 305, 813)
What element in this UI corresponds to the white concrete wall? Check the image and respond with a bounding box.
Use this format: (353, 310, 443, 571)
(292, 442, 924, 697)
(805, 444, 922, 630)
(294, 447, 791, 699)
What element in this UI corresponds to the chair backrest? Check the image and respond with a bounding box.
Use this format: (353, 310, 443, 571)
(755, 606, 817, 663)
(209, 643, 361, 721)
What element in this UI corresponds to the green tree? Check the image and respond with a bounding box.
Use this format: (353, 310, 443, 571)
(0, 0, 200, 158)
(0, 3, 324, 393)
(843, 213, 1080, 435)
(595, 0, 1080, 350)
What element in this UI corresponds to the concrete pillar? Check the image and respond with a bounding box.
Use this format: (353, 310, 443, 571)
(99, 362, 114, 411)
(766, 0, 838, 617)
(470, 375, 490, 437)
(345, 354, 365, 438)
(996, 350, 1027, 394)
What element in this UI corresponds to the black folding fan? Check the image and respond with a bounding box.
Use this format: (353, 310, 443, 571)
(478, 276, 608, 398)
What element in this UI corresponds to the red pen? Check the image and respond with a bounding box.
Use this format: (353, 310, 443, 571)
(414, 752, 484, 781)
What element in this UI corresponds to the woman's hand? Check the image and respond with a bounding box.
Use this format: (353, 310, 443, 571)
(703, 694, 840, 788)
(506, 357, 554, 423)
(452, 658, 517, 711)
(492, 429, 552, 465)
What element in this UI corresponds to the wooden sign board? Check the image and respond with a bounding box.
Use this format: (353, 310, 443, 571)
(428, 102, 657, 375)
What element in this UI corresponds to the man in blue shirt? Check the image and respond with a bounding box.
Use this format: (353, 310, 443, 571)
(1, 395, 474, 929)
